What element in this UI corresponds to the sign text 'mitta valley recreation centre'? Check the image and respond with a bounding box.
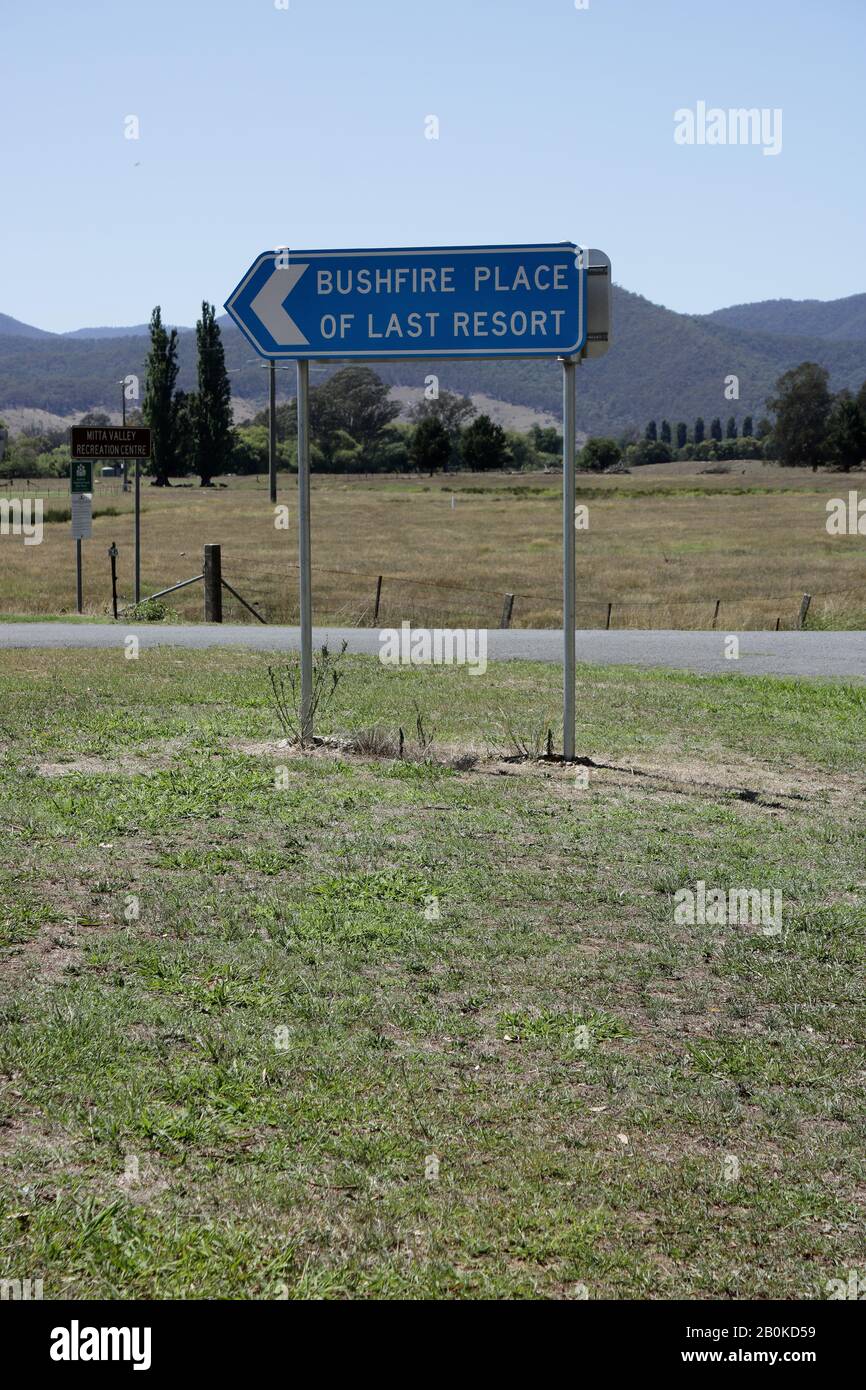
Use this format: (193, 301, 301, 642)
(225, 244, 587, 360)
(70, 426, 152, 459)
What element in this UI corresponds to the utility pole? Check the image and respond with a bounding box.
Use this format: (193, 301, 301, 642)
(119, 378, 129, 492)
(243, 357, 289, 500)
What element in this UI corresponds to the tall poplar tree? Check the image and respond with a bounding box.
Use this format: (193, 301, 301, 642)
(194, 301, 233, 486)
(142, 306, 179, 486)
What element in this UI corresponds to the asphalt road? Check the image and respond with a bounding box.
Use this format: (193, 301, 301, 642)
(0, 623, 863, 679)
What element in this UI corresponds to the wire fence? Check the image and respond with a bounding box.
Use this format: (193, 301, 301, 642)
(3, 477, 862, 631)
(286, 562, 860, 632)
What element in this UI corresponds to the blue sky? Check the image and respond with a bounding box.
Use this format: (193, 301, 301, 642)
(3, 0, 864, 331)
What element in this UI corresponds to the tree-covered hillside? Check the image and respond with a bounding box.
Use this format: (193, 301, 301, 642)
(1, 287, 864, 433)
(701, 293, 866, 342)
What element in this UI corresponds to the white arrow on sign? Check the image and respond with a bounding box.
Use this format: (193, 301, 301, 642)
(249, 262, 310, 347)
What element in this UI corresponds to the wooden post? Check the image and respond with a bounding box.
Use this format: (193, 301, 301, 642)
(373, 575, 383, 623)
(797, 593, 811, 630)
(711, 599, 721, 629)
(775, 616, 781, 631)
(500, 592, 515, 629)
(109, 541, 119, 620)
(605, 602, 612, 630)
(203, 544, 223, 622)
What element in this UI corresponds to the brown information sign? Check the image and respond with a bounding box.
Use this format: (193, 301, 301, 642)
(70, 426, 151, 460)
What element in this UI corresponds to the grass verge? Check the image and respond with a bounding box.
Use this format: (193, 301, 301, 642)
(0, 649, 863, 1298)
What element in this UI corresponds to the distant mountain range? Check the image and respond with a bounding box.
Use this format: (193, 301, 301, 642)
(702, 293, 866, 342)
(0, 313, 181, 341)
(2, 287, 864, 435)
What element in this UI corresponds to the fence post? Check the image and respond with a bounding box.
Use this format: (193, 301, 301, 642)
(108, 541, 118, 620)
(605, 602, 612, 630)
(373, 575, 383, 623)
(203, 545, 223, 623)
(500, 593, 515, 629)
(797, 593, 811, 630)
(712, 599, 721, 629)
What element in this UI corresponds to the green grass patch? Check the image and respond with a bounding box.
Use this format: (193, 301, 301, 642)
(0, 648, 863, 1299)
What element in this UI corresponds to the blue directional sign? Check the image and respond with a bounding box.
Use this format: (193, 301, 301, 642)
(225, 243, 586, 360)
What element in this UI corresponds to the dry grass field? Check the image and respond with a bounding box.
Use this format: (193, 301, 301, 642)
(1, 461, 864, 629)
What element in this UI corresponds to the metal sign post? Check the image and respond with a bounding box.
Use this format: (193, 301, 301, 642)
(70, 426, 150, 607)
(69, 458, 93, 614)
(226, 241, 607, 751)
(561, 357, 578, 761)
(296, 360, 313, 742)
(134, 455, 141, 604)
(268, 359, 278, 505)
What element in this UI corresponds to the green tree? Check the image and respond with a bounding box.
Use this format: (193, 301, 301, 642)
(142, 306, 179, 486)
(193, 302, 233, 486)
(172, 390, 197, 475)
(694, 417, 705, 444)
(645, 420, 657, 442)
(627, 439, 672, 466)
(505, 430, 539, 470)
(710, 417, 723, 442)
(726, 416, 737, 439)
(531, 424, 563, 455)
(231, 423, 269, 476)
(742, 415, 754, 437)
(660, 419, 671, 444)
(79, 411, 111, 427)
(579, 437, 622, 472)
(767, 362, 832, 469)
(314, 367, 400, 468)
(409, 389, 475, 467)
(312, 427, 362, 473)
(823, 395, 866, 472)
(410, 416, 451, 474)
(676, 422, 688, 449)
(460, 414, 510, 471)
(365, 426, 410, 473)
